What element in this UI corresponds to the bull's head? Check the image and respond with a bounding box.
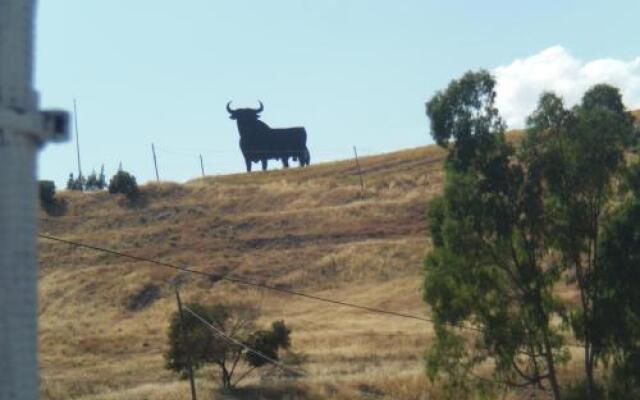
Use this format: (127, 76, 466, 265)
(226, 101, 264, 120)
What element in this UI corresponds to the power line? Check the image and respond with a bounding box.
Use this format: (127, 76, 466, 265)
(38, 233, 472, 330)
(182, 305, 303, 377)
(39, 234, 597, 351)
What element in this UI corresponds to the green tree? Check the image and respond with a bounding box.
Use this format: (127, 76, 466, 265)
(85, 165, 107, 191)
(424, 74, 639, 399)
(85, 169, 99, 191)
(165, 303, 291, 390)
(530, 85, 635, 397)
(108, 170, 139, 200)
(424, 71, 566, 399)
(594, 196, 640, 399)
(97, 164, 107, 190)
(66, 173, 84, 191)
(38, 180, 57, 213)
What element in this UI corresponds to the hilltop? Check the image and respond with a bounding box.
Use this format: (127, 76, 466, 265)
(38, 144, 446, 400)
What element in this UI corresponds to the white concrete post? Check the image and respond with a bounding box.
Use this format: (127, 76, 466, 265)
(0, 0, 68, 399)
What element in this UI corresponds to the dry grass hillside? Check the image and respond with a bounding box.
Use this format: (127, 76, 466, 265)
(38, 145, 447, 400)
(37, 113, 639, 400)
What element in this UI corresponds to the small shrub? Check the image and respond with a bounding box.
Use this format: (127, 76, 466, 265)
(85, 171, 98, 191)
(108, 170, 139, 200)
(39, 180, 56, 210)
(38, 181, 67, 216)
(66, 173, 84, 191)
(85, 165, 107, 191)
(39, 180, 66, 216)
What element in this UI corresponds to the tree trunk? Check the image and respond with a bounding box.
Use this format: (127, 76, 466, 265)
(534, 290, 562, 400)
(542, 329, 562, 400)
(221, 365, 232, 390)
(576, 259, 596, 399)
(584, 343, 595, 399)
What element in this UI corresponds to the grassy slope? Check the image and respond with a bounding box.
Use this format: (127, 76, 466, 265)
(38, 145, 446, 400)
(38, 111, 638, 400)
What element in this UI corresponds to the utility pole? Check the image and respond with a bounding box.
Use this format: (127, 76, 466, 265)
(152, 143, 159, 182)
(199, 154, 205, 177)
(0, 1, 69, 398)
(353, 145, 365, 196)
(73, 99, 83, 191)
(174, 286, 198, 400)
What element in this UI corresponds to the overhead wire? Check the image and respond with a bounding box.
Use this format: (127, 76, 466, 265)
(38, 233, 480, 331)
(39, 234, 597, 349)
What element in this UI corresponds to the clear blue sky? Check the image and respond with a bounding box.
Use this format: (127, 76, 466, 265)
(35, 0, 640, 187)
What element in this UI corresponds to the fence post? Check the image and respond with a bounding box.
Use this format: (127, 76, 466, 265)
(152, 143, 160, 182)
(200, 154, 205, 177)
(175, 285, 198, 400)
(73, 99, 84, 191)
(353, 145, 365, 197)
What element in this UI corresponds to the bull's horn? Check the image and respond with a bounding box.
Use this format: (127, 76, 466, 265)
(226, 101, 234, 113)
(256, 101, 264, 113)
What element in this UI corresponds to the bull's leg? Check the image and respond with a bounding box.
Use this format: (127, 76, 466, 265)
(282, 157, 289, 168)
(245, 158, 252, 173)
(304, 148, 311, 166)
(261, 158, 268, 171)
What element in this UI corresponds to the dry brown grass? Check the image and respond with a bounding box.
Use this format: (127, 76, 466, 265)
(38, 141, 583, 399)
(38, 144, 445, 400)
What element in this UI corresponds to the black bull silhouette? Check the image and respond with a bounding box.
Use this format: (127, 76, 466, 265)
(227, 101, 311, 172)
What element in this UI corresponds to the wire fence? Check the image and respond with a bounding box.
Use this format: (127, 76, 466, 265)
(56, 142, 379, 192)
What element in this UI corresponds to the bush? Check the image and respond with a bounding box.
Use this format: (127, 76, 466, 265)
(39, 180, 57, 211)
(66, 173, 84, 191)
(108, 170, 139, 199)
(563, 380, 606, 400)
(85, 165, 107, 191)
(166, 302, 293, 389)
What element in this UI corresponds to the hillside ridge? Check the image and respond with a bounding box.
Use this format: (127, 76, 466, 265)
(38, 143, 446, 400)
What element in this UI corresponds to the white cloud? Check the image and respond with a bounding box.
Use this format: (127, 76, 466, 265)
(493, 46, 640, 128)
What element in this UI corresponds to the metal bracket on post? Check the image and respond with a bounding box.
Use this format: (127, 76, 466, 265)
(0, 108, 69, 145)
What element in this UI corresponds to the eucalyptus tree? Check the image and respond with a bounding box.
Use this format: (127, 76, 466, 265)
(424, 72, 639, 400)
(166, 303, 291, 390)
(527, 85, 635, 397)
(424, 71, 566, 399)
